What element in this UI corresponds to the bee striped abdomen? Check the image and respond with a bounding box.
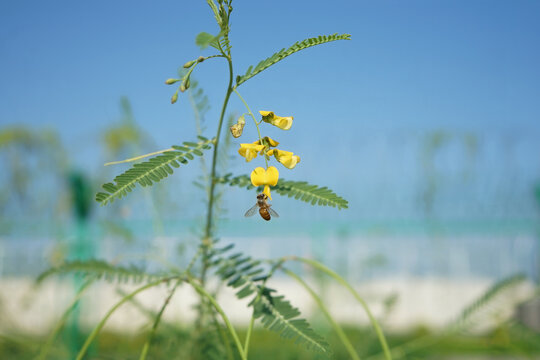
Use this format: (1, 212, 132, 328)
(259, 208, 271, 221)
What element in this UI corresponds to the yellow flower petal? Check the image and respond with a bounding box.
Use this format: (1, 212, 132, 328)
(253, 136, 279, 148)
(266, 166, 279, 185)
(274, 117, 293, 130)
(250, 141, 265, 155)
(238, 143, 264, 162)
(264, 136, 280, 147)
(280, 154, 300, 169)
(263, 185, 272, 200)
(250, 167, 265, 186)
(259, 111, 293, 130)
(271, 149, 301, 169)
(250, 166, 279, 187)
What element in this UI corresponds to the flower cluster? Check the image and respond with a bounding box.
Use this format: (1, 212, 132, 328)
(233, 111, 300, 200)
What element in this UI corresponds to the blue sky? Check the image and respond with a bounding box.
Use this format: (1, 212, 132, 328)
(1, 1, 540, 220)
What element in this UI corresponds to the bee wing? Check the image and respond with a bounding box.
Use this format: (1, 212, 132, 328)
(268, 207, 279, 218)
(244, 203, 259, 217)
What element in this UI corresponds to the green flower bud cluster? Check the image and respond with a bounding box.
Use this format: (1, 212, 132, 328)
(165, 56, 208, 104)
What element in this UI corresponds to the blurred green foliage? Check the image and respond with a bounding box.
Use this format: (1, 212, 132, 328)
(2, 325, 540, 360)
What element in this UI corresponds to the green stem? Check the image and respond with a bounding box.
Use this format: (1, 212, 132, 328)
(290, 256, 393, 360)
(233, 88, 268, 168)
(187, 277, 247, 360)
(196, 55, 234, 333)
(210, 307, 236, 360)
(364, 335, 440, 360)
(243, 313, 256, 358)
(203, 56, 233, 246)
(204, 54, 227, 61)
(281, 267, 361, 360)
(138, 278, 182, 360)
(104, 148, 174, 166)
(75, 278, 172, 360)
(37, 279, 94, 360)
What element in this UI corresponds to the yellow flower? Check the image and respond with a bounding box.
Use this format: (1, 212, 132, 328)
(251, 166, 279, 200)
(259, 111, 293, 130)
(267, 149, 301, 169)
(238, 143, 264, 162)
(256, 136, 279, 147)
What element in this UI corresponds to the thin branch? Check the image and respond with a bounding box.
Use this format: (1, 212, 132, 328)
(281, 267, 361, 360)
(104, 148, 174, 166)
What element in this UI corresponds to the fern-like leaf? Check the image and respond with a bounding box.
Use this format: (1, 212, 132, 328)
(452, 274, 526, 331)
(37, 260, 168, 284)
(206, 0, 222, 27)
(216, 174, 349, 209)
(235, 33, 351, 87)
(252, 293, 330, 355)
(96, 136, 215, 205)
(210, 245, 331, 356)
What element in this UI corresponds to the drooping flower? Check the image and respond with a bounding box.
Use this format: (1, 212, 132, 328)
(259, 111, 293, 130)
(230, 115, 246, 138)
(267, 149, 301, 169)
(257, 136, 279, 148)
(238, 143, 264, 162)
(251, 166, 279, 199)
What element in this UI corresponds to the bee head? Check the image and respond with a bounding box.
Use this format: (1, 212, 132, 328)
(257, 193, 267, 200)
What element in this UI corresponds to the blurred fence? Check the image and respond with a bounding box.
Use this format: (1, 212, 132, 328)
(0, 219, 538, 281)
(1, 129, 539, 281)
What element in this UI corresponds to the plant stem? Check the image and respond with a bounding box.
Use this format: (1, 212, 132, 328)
(196, 55, 233, 334)
(291, 256, 393, 360)
(281, 267, 361, 360)
(104, 148, 174, 166)
(75, 278, 173, 360)
(210, 307, 236, 360)
(187, 277, 247, 360)
(243, 310, 256, 358)
(138, 278, 182, 360)
(203, 56, 233, 250)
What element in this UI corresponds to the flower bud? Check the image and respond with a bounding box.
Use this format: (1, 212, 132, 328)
(197, 56, 205, 63)
(183, 60, 196, 68)
(183, 77, 191, 90)
(165, 78, 180, 85)
(180, 84, 186, 93)
(171, 93, 178, 104)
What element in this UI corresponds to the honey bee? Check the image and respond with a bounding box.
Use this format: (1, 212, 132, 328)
(244, 193, 279, 221)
